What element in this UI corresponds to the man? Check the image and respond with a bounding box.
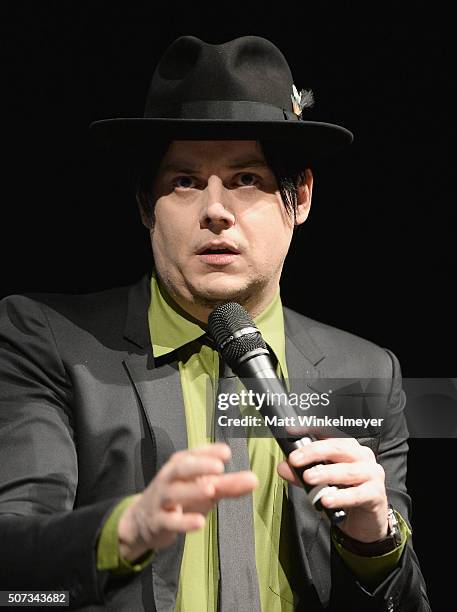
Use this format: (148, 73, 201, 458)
(0, 36, 430, 611)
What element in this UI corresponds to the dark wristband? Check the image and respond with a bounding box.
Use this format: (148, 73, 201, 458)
(332, 505, 403, 557)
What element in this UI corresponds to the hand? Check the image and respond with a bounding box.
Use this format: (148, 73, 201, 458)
(118, 442, 258, 561)
(277, 437, 389, 543)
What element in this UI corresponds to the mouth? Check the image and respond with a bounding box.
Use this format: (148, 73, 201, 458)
(196, 244, 240, 255)
(196, 244, 240, 265)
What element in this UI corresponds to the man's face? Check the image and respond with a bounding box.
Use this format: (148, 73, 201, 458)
(143, 140, 312, 320)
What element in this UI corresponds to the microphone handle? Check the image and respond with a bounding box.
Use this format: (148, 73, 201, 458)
(234, 352, 347, 526)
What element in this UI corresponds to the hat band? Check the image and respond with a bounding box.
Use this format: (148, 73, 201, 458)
(144, 100, 300, 122)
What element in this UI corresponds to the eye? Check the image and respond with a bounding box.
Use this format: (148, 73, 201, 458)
(173, 175, 196, 190)
(236, 173, 259, 187)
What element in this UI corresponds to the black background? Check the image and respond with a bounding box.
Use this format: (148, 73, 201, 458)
(2, 2, 455, 608)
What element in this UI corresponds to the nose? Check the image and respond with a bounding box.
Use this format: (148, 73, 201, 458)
(199, 175, 235, 231)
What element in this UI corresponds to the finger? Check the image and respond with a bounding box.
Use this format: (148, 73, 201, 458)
(161, 478, 217, 510)
(277, 460, 302, 486)
(188, 443, 232, 462)
(210, 471, 259, 499)
(320, 481, 386, 511)
(284, 424, 351, 440)
(162, 455, 226, 483)
(302, 461, 384, 488)
(288, 438, 373, 467)
(160, 507, 206, 533)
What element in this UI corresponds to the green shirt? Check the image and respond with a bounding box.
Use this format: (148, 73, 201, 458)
(97, 271, 411, 609)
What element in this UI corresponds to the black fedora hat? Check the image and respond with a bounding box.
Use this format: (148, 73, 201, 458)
(90, 35, 353, 162)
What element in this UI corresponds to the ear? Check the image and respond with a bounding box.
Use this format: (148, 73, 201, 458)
(295, 168, 313, 226)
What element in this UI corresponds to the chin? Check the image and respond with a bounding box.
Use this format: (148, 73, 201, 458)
(190, 277, 252, 306)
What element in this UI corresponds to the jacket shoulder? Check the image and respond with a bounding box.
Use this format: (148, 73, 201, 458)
(283, 306, 398, 378)
(1, 282, 129, 324)
(0, 277, 144, 351)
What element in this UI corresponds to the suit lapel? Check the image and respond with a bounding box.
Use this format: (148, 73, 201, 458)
(283, 308, 332, 602)
(122, 273, 189, 465)
(122, 273, 188, 612)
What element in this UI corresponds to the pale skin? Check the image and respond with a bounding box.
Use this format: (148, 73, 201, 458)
(118, 140, 389, 561)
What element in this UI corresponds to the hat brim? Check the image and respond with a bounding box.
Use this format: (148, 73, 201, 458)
(89, 118, 353, 164)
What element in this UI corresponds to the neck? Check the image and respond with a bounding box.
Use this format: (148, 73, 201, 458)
(155, 276, 279, 324)
(177, 292, 276, 324)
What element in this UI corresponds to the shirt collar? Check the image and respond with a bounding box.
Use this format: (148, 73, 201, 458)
(148, 270, 288, 378)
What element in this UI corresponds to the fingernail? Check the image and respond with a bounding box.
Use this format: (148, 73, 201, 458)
(291, 449, 305, 462)
(305, 467, 320, 483)
(214, 461, 224, 473)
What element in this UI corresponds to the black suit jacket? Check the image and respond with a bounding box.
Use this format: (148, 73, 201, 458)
(0, 273, 431, 611)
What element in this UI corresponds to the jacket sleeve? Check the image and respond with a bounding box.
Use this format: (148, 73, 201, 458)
(0, 295, 127, 607)
(327, 348, 432, 612)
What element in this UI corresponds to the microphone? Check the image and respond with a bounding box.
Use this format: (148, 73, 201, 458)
(207, 301, 347, 526)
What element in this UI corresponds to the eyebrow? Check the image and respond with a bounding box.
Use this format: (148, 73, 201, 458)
(161, 158, 268, 174)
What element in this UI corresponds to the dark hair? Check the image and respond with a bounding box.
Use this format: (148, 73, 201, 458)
(132, 139, 309, 227)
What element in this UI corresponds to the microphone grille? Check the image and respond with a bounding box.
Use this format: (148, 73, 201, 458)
(207, 302, 267, 365)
